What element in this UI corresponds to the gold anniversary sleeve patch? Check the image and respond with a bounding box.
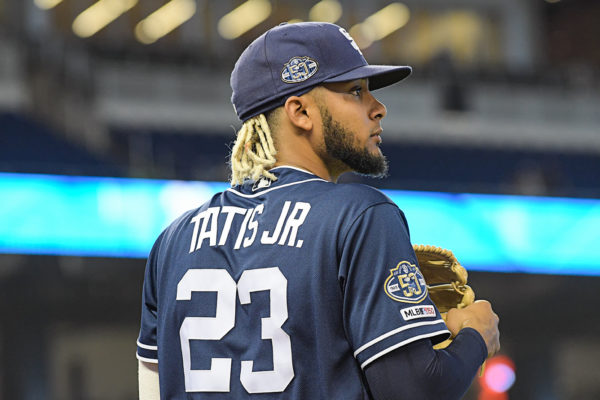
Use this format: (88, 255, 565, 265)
(384, 261, 428, 303)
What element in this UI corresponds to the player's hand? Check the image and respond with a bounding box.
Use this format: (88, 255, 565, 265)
(445, 300, 500, 358)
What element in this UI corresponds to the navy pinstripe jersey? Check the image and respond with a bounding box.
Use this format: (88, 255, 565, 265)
(137, 166, 449, 399)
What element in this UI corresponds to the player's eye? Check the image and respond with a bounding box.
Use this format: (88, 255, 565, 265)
(350, 86, 362, 97)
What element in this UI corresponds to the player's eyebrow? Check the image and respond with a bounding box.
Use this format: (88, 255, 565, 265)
(345, 78, 367, 88)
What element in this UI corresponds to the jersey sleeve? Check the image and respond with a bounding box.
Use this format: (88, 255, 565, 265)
(136, 231, 164, 364)
(339, 202, 450, 370)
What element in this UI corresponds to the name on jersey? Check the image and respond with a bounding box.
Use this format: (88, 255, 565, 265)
(400, 305, 436, 321)
(189, 201, 311, 252)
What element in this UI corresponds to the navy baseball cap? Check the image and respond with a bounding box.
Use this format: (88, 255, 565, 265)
(231, 22, 412, 121)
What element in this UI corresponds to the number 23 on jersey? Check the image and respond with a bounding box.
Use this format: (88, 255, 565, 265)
(177, 267, 294, 394)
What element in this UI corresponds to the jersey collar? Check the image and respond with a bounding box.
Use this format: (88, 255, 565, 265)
(228, 166, 328, 197)
(270, 165, 320, 177)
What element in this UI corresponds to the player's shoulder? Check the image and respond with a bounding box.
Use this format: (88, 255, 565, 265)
(306, 182, 402, 227)
(329, 182, 396, 208)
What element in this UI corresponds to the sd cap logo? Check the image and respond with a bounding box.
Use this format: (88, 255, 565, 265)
(384, 261, 428, 303)
(338, 27, 363, 56)
(281, 56, 318, 83)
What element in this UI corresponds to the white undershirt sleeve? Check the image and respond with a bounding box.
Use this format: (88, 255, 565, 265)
(138, 360, 160, 400)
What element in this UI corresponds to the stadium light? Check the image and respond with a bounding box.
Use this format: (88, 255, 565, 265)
(478, 355, 516, 398)
(308, 0, 342, 23)
(72, 0, 138, 38)
(349, 2, 410, 49)
(34, 0, 63, 10)
(135, 0, 197, 44)
(218, 0, 272, 40)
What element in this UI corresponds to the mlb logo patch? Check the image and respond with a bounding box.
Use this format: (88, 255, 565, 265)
(400, 305, 436, 321)
(281, 56, 318, 83)
(252, 177, 272, 191)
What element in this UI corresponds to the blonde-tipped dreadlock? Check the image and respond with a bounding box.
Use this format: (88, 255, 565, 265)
(230, 113, 278, 185)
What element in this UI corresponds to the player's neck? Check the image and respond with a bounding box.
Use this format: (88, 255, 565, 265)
(273, 157, 337, 182)
(273, 145, 351, 182)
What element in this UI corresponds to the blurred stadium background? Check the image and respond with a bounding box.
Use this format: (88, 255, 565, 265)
(1, 0, 599, 399)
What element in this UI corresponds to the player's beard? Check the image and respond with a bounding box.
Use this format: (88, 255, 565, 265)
(319, 106, 389, 178)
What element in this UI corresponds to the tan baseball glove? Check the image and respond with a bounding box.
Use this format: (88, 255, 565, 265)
(413, 244, 475, 349)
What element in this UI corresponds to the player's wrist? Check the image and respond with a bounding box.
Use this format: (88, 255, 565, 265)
(459, 318, 473, 330)
(455, 327, 488, 363)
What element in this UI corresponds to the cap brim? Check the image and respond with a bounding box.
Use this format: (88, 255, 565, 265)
(323, 65, 412, 90)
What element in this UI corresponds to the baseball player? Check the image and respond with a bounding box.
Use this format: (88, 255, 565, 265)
(137, 22, 499, 399)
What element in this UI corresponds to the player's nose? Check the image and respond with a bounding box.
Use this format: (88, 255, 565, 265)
(369, 93, 387, 121)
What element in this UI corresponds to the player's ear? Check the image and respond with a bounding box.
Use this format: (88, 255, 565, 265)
(283, 95, 314, 132)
